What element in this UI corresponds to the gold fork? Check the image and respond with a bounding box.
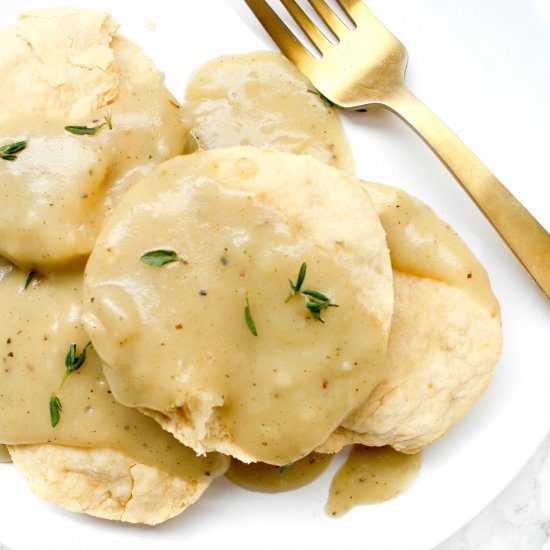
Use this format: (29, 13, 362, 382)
(244, 0, 550, 299)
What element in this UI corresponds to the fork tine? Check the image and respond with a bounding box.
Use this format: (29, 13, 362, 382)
(336, 0, 375, 25)
(245, 0, 315, 71)
(306, 0, 350, 39)
(336, 0, 369, 23)
(281, 0, 332, 54)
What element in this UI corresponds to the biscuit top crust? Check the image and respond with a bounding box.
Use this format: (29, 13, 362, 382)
(0, 8, 189, 269)
(0, 7, 120, 121)
(83, 147, 393, 465)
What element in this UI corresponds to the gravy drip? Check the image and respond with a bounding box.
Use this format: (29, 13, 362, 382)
(226, 453, 332, 493)
(326, 446, 422, 517)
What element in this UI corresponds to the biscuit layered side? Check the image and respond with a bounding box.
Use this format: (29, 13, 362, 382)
(8, 445, 216, 525)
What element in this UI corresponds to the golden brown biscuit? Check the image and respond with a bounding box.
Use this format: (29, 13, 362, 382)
(183, 51, 355, 175)
(317, 182, 502, 454)
(9, 444, 217, 525)
(0, 260, 228, 524)
(82, 147, 393, 465)
(0, 8, 189, 269)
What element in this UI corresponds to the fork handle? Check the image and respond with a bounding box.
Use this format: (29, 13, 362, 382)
(386, 87, 550, 299)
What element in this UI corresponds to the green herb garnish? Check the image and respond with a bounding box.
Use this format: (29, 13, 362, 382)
(307, 89, 334, 108)
(279, 464, 290, 474)
(244, 297, 258, 336)
(0, 140, 27, 161)
(49, 342, 92, 427)
(65, 123, 106, 135)
(286, 261, 307, 301)
(59, 342, 92, 390)
(49, 393, 62, 427)
(24, 271, 36, 290)
(65, 115, 112, 136)
(286, 263, 338, 323)
(302, 290, 338, 322)
(140, 249, 184, 267)
(48, 343, 92, 427)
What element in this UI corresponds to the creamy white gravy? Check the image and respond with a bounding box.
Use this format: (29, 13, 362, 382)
(326, 446, 422, 516)
(0, 47, 498, 516)
(226, 453, 332, 493)
(0, 77, 189, 270)
(183, 51, 354, 175)
(364, 182, 498, 311)
(82, 148, 393, 465)
(0, 262, 227, 479)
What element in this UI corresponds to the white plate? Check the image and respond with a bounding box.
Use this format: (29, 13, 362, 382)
(1, 1, 549, 549)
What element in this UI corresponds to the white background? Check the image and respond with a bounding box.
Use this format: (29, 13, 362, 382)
(0, 1, 549, 549)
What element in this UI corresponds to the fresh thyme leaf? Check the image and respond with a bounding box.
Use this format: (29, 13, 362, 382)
(244, 297, 258, 336)
(279, 464, 290, 474)
(286, 262, 307, 301)
(309, 308, 322, 322)
(307, 89, 334, 108)
(301, 289, 330, 302)
(65, 114, 112, 136)
(60, 341, 92, 389)
(24, 271, 36, 290)
(65, 123, 106, 135)
(50, 342, 91, 425)
(0, 140, 27, 161)
(295, 263, 307, 292)
(286, 263, 338, 322)
(140, 249, 184, 266)
(304, 296, 338, 323)
(49, 393, 62, 427)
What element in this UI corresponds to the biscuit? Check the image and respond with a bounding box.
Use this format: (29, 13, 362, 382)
(0, 262, 228, 524)
(9, 444, 217, 525)
(317, 182, 502, 454)
(82, 147, 393, 465)
(0, 8, 189, 269)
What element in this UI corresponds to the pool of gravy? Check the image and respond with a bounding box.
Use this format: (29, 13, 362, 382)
(326, 446, 422, 517)
(226, 453, 332, 493)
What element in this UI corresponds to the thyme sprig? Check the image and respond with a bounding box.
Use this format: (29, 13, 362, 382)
(65, 114, 112, 136)
(140, 249, 185, 267)
(49, 342, 92, 427)
(49, 394, 62, 428)
(23, 270, 36, 290)
(0, 140, 27, 161)
(286, 262, 307, 301)
(286, 263, 338, 323)
(244, 296, 258, 336)
(60, 342, 92, 389)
